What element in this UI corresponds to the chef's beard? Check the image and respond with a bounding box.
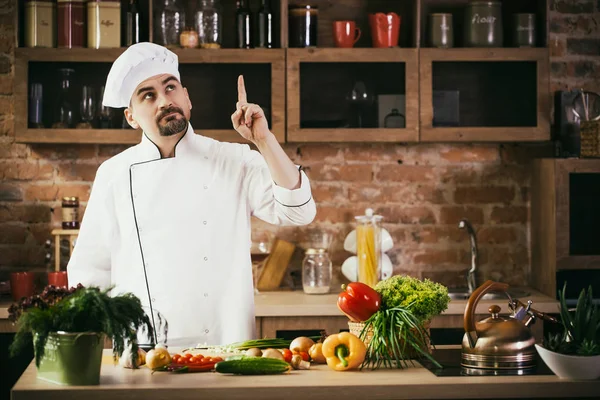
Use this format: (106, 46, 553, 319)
(156, 106, 188, 136)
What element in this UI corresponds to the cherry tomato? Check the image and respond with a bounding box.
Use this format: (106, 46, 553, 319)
(281, 349, 293, 363)
(171, 355, 180, 364)
(189, 357, 198, 364)
(184, 353, 193, 360)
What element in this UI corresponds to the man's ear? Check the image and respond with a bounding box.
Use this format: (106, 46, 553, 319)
(184, 87, 192, 110)
(124, 108, 139, 129)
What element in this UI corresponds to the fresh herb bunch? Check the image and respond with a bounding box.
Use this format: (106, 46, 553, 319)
(10, 286, 155, 367)
(8, 284, 83, 323)
(544, 283, 600, 356)
(374, 275, 450, 322)
(359, 306, 442, 370)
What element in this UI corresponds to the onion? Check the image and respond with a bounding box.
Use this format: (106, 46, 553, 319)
(262, 348, 285, 360)
(145, 344, 171, 370)
(289, 337, 315, 353)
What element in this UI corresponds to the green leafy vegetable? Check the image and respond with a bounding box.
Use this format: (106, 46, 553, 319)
(374, 275, 450, 322)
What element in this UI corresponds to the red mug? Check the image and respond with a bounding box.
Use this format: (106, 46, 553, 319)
(333, 20, 361, 48)
(10, 272, 36, 301)
(369, 12, 401, 48)
(48, 271, 68, 288)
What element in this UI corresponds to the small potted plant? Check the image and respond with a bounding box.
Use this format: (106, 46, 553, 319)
(9, 285, 155, 385)
(338, 275, 450, 369)
(535, 283, 600, 380)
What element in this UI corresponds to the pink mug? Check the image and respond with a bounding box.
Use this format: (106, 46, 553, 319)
(48, 271, 68, 288)
(10, 272, 36, 301)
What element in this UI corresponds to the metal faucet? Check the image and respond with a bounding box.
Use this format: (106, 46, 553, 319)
(459, 219, 478, 294)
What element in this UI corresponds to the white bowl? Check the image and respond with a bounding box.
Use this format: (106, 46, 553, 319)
(535, 344, 600, 380)
(340, 254, 393, 282)
(343, 228, 393, 254)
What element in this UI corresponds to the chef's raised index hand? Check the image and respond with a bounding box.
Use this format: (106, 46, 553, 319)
(238, 75, 248, 105)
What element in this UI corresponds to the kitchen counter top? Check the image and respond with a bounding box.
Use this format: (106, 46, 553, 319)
(11, 349, 600, 400)
(0, 286, 559, 321)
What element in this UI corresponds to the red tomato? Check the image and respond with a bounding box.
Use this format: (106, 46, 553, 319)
(281, 349, 293, 363)
(184, 353, 193, 360)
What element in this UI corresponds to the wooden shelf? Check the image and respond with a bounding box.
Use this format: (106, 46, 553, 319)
(15, 48, 285, 64)
(419, 47, 550, 142)
(15, 129, 249, 145)
(286, 48, 419, 143)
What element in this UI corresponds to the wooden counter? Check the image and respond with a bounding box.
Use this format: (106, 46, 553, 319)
(11, 350, 600, 400)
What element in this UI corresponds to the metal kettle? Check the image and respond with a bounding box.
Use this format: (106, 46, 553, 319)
(461, 280, 556, 371)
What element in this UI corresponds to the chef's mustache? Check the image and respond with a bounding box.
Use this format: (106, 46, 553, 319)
(156, 106, 185, 123)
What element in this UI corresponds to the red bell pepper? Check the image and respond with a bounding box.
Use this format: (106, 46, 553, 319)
(337, 282, 381, 322)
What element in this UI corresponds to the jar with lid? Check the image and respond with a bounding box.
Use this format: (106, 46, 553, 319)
(62, 197, 80, 229)
(384, 108, 405, 128)
(464, 1, 503, 47)
(87, 0, 121, 48)
(302, 248, 332, 294)
(195, 0, 222, 49)
(355, 208, 383, 288)
(180, 27, 199, 48)
(57, 0, 86, 48)
(154, 0, 185, 48)
(288, 4, 318, 48)
(25, 0, 56, 48)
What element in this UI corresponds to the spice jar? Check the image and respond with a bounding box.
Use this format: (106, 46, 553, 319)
(355, 208, 383, 288)
(62, 197, 80, 229)
(25, 0, 56, 48)
(87, 0, 121, 48)
(180, 27, 199, 48)
(57, 0, 86, 48)
(302, 249, 332, 294)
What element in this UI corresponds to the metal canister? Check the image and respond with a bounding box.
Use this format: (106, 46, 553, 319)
(464, 1, 503, 47)
(25, 0, 56, 48)
(513, 13, 536, 47)
(429, 13, 453, 48)
(87, 0, 121, 48)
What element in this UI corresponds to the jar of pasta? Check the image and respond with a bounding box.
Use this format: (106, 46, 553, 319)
(355, 208, 383, 288)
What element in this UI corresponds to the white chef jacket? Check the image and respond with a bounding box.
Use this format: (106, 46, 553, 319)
(67, 123, 316, 347)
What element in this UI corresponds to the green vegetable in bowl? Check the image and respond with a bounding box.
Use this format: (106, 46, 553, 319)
(374, 275, 450, 322)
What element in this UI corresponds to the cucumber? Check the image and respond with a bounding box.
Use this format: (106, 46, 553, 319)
(215, 357, 290, 375)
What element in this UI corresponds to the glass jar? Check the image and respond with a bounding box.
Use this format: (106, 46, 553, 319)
(53, 68, 76, 129)
(87, 0, 121, 48)
(464, 1, 503, 47)
(155, 0, 185, 48)
(29, 83, 44, 128)
(355, 208, 382, 288)
(288, 5, 318, 48)
(180, 27, 199, 48)
(25, 0, 56, 48)
(302, 248, 332, 294)
(195, 0, 222, 49)
(57, 0, 86, 48)
(384, 108, 405, 128)
(62, 197, 80, 229)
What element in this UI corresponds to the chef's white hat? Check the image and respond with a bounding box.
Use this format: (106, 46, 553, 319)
(102, 42, 181, 108)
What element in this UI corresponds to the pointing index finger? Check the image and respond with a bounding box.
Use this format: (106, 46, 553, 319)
(237, 75, 247, 104)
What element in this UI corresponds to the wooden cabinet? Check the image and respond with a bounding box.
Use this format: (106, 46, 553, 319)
(12, 0, 550, 144)
(531, 158, 600, 297)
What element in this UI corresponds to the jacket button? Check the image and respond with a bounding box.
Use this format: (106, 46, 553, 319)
(203, 221, 207, 225)
(204, 256, 208, 261)
(204, 293, 208, 297)
(151, 298, 156, 302)
(203, 185, 208, 190)
(204, 329, 209, 334)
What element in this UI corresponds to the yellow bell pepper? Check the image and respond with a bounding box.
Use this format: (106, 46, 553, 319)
(321, 332, 366, 371)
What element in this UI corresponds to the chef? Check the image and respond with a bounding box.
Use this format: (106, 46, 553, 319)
(67, 42, 316, 347)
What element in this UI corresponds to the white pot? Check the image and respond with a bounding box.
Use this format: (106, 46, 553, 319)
(535, 344, 600, 380)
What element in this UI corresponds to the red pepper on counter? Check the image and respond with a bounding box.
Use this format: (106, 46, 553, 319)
(337, 282, 381, 322)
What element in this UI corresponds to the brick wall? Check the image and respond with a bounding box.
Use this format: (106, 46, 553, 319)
(0, 1, 598, 289)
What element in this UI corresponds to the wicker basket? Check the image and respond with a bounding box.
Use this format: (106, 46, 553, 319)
(580, 121, 600, 158)
(348, 320, 432, 359)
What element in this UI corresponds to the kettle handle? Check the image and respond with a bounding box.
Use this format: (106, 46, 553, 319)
(464, 280, 510, 335)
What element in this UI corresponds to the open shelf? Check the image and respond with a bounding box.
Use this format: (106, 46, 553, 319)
(419, 47, 550, 142)
(286, 48, 418, 143)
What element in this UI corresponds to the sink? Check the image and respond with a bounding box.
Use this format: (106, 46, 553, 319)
(448, 287, 530, 301)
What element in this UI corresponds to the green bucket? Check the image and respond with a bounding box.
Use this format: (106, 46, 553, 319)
(35, 332, 105, 385)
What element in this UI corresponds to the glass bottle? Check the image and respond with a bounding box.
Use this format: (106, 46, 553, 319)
(77, 85, 95, 129)
(256, 0, 273, 48)
(355, 208, 383, 288)
(195, 0, 222, 49)
(126, 0, 142, 46)
(25, 0, 56, 48)
(98, 86, 114, 129)
(29, 83, 44, 129)
(154, 0, 185, 48)
(235, 0, 252, 49)
(53, 68, 76, 129)
(302, 249, 332, 294)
